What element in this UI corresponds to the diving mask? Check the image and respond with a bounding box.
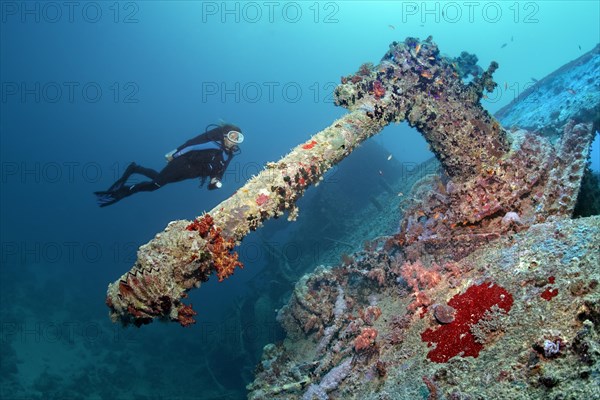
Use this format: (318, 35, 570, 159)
(226, 130, 244, 144)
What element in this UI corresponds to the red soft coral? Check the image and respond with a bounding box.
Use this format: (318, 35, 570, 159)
(187, 214, 243, 282)
(302, 140, 317, 150)
(421, 281, 513, 363)
(186, 214, 214, 237)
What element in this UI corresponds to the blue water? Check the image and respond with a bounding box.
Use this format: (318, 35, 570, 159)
(1, 2, 599, 399)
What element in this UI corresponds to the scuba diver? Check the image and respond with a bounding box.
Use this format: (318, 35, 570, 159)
(94, 123, 244, 207)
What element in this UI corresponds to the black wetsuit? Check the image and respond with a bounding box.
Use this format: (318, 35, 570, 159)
(95, 124, 241, 207)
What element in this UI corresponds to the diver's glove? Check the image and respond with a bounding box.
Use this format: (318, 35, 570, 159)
(208, 177, 222, 190)
(165, 149, 177, 162)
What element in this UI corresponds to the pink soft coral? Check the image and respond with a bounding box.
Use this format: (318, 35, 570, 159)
(354, 327, 378, 352)
(400, 260, 442, 312)
(400, 260, 442, 289)
(256, 193, 269, 206)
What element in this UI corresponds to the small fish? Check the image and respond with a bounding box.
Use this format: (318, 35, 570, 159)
(387, 154, 393, 161)
(504, 82, 508, 90)
(501, 43, 507, 48)
(511, 36, 514, 42)
(378, 170, 384, 176)
(419, 24, 425, 27)
(567, 88, 577, 95)
(397, 192, 404, 197)
(531, 77, 538, 83)
(415, 44, 422, 55)
(578, 45, 582, 50)
(420, 70, 433, 79)
(388, 24, 395, 30)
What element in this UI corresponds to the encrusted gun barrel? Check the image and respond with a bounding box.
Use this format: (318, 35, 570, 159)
(106, 109, 393, 327)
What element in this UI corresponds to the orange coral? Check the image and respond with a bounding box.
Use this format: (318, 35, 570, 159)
(186, 214, 214, 237)
(372, 80, 386, 99)
(211, 234, 243, 281)
(177, 304, 197, 327)
(187, 214, 243, 282)
(302, 140, 317, 150)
